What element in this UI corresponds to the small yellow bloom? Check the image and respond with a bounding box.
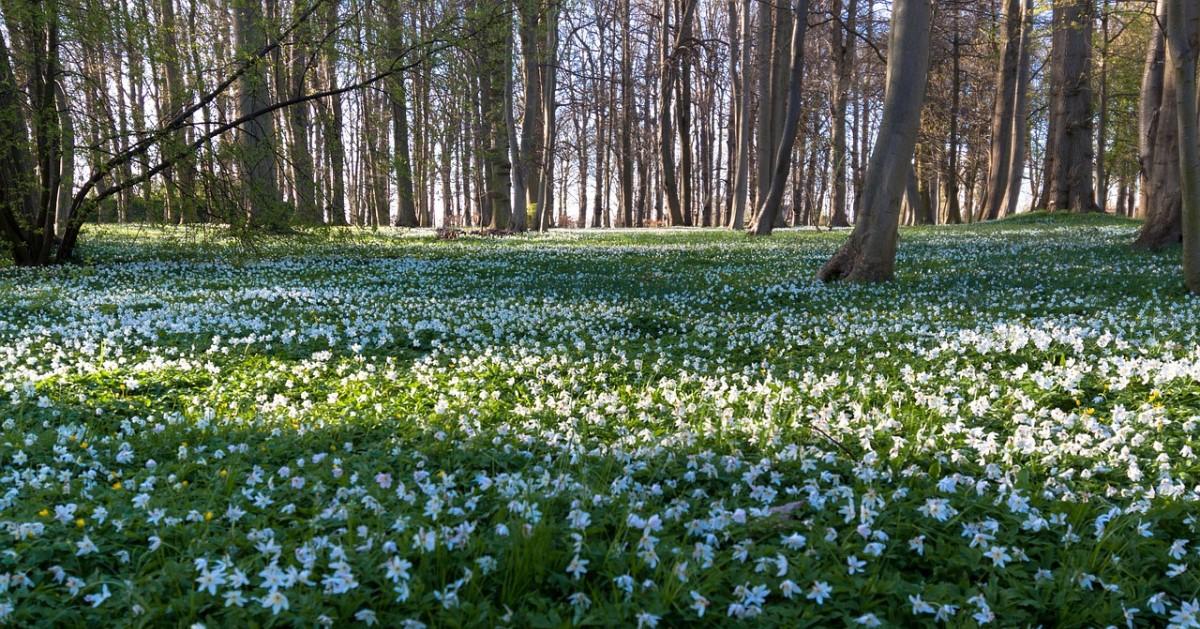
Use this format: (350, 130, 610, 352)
(38, 508, 49, 518)
(219, 469, 228, 478)
(204, 511, 213, 522)
(112, 481, 122, 490)
(75, 518, 85, 528)
(80, 442, 88, 449)
(181, 480, 189, 488)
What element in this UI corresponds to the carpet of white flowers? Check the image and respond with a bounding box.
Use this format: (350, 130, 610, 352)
(2, 214, 1199, 627)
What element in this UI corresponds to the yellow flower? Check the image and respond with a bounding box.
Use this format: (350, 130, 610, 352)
(112, 481, 122, 490)
(80, 442, 88, 449)
(75, 518, 85, 528)
(181, 480, 189, 488)
(38, 508, 49, 518)
(204, 511, 214, 522)
(219, 469, 228, 478)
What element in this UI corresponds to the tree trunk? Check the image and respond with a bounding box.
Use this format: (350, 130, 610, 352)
(1139, 0, 1168, 222)
(158, 0, 197, 223)
(1136, 0, 1187, 249)
(659, 0, 697, 226)
(982, 0, 1022, 221)
(729, 0, 752, 229)
(289, 0, 319, 225)
(1164, 0, 1200, 293)
(829, 0, 858, 227)
(1095, 0, 1111, 211)
(1046, 0, 1099, 213)
(751, 0, 809, 236)
(943, 10, 963, 225)
(620, 0, 635, 228)
(999, 0, 1034, 218)
(818, 0, 931, 283)
(234, 0, 284, 228)
(535, 4, 560, 232)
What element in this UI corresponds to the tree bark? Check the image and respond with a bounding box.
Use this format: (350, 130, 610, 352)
(1046, 0, 1099, 213)
(659, 0, 697, 226)
(1136, 0, 1187, 249)
(751, 0, 809, 236)
(829, 0, 858, 227)
(729, 0, 752, 230)
(818, 0, 931, 283)
(999, 0, 1034, 218)
(1164, 0, 1200, 293)
(235, 0, 285, 228)
(982, 0, 1022, 221)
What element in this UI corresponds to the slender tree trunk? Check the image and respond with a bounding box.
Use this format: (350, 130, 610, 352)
(1095, 0, 1111, 211)
(620, 0, 635, 229)
(289, 0, 319, 224)
(943, 11, 963, 225)
(751, 0, 809, 236)
(659, 0, 696, 226)
(1139, 0, 1168, 222)
(982, 0, 1022, 221)
(729, 0, 752, 229)
(234, 0, 284, 228)
(1000, 0, 1034, 218)
(829, 0, 858, 227)
(536, 3, 560, 232)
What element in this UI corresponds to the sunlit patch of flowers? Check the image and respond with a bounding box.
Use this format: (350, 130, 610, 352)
(1, 217, 1199, 625)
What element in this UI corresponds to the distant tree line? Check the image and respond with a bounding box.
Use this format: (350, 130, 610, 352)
(0, 0, 1197, 291)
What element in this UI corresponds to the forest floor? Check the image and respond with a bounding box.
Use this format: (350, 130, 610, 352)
(2, 214, 1199, 626)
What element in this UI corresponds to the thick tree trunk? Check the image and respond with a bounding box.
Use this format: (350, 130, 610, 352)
(1164, 0, 1200, 293)
(392, 73, 419, 227)
(1047, 0, 1099, 213)
(480, 2, 513, 230)
(1137, 0, 1188, 249)
(818, 0, 931, 283)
